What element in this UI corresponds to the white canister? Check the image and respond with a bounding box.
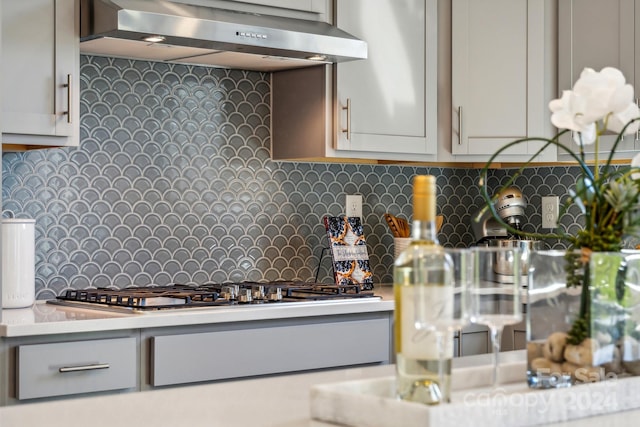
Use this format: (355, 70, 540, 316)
(2, 218, 35, 308)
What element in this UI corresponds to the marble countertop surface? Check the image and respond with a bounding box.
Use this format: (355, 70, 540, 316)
(0, 285, 395, 338)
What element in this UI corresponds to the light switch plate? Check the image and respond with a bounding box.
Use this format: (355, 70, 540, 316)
(345, 195, 363, 218)
(541, 196, 559, 229)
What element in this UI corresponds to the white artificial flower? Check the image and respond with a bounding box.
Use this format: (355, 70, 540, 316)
(572, 123, 597, 146)
(608, 101, 640, 135)
(549, 67, 639, 144)
(549, 90, 597, 145)
(549, 91, 591, 132)
(572, 67, 632, 123)
(632, 152, 640, 181)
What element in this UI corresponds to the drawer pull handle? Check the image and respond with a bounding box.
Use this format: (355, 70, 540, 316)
(59, 363, 110, 373)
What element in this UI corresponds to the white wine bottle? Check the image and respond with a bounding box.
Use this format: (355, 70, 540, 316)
(394, 175, 453, 404)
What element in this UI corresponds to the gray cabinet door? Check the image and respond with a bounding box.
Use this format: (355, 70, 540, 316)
(459, 323, 490, 356)
(151, 317, 391, 387)
(334, 0, 437, 157)
(451, 0, 555, 162)
(457, 322, 525, 356)
(501, 320, 527, 352)
(1, 0, 79, 147)
(557, 0, 639, 160)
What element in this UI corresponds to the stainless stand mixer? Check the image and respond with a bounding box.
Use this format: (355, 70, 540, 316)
(472, 187, 527, 241)
(471, 187, 541, 284)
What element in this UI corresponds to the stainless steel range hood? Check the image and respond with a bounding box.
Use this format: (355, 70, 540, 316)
(80, 0, 367, 72)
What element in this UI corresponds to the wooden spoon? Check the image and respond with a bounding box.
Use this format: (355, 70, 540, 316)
(394, 217, 410, 238)
(384, 213, 401, 237)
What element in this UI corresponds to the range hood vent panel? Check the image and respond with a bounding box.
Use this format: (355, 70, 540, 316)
(80, 0, 367, 71)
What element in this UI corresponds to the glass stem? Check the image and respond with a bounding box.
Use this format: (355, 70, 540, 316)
(490, 326, 502, 387)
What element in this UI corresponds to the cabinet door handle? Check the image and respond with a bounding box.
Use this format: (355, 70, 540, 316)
(64, 74, 72, 124)
(59, 363, 109, 373)
(457, 106, 463, 145)
(342, 98, 351, 141)
(636, 98, 640, 141)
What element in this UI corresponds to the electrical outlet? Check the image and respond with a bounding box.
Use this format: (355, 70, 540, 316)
(345, 195, 363, 218)
(541, 196, 559, 229)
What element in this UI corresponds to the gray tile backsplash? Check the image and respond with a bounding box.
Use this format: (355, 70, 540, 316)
(3, 56, 582, 299)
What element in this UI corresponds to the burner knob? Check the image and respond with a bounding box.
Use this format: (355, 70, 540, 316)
(267, 287, 282, 301)
(251, 285, 265, 300)
(220, 285, 236, 300)
(237, 288, 252, 303)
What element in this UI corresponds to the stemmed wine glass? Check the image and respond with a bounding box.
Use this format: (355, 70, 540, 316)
(412, 248, 473, 403)
(469, 245, 523, 387)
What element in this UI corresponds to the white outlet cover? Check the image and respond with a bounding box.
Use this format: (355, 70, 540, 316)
(541, 196, 559, 228)
(345, 195, 363, 218)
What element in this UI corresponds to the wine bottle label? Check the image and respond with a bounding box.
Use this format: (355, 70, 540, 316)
(400, 286, 454, 359)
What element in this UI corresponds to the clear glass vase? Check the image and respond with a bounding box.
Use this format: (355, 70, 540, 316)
(527, 250, 640, 388)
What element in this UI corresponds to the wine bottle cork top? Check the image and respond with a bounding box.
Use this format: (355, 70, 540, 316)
(413, 175, 436, 195)
(413, 175, 436, 221)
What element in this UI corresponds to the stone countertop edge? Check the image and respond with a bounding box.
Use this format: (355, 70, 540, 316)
(0, 284, 395, 338)
(3, 350, 638, 427)
(0, 353, 516, 427)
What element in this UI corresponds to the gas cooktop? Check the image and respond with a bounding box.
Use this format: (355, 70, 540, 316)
(48, 281, 378, 313)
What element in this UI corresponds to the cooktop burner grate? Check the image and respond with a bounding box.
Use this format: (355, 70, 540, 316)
(53, 281, 376, 311)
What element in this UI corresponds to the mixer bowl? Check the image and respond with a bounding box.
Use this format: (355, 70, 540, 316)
(480, 239, 543, 283)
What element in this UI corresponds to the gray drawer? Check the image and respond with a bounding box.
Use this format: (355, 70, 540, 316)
(152, 318, 390, 386)
(17, 337, 137, 400)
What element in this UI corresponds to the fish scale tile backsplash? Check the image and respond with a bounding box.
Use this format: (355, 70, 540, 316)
(2, 55, 582, 300)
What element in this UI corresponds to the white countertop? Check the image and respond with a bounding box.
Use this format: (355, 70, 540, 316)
(0, 285, 395, 337)
(1, 351, 637, 427)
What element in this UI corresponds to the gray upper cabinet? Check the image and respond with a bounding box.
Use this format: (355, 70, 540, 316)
(450, 0, 556, 163)
(557, 0, 639, 160)
(271, 0, 438, 163)
(334, 0, 438, 161)
(1, 0, 80, 149)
